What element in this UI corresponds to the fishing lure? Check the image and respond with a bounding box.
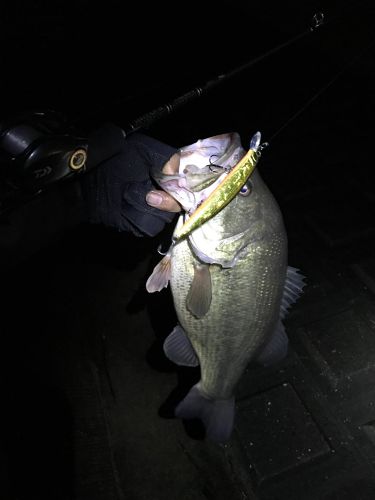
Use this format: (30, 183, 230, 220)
(173, 131, 265, 242)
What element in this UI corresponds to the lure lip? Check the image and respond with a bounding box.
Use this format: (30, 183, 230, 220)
(249, 131, 261, 151)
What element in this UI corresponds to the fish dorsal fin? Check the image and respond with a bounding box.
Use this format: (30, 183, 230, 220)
(145, 253, 172, 293)
(187, 263, 212, 318)
(280, 266, 306, 319)
(163, 324, 199, 367)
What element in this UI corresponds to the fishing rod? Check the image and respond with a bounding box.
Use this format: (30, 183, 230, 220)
(0, 11, 325, 209)
(122, 0, 374, 138)
(122, 12, 325, 136)
(0, 4, 369, 214)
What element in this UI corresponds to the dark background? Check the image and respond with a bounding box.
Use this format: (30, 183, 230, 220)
(1, 1, 375, 499)
(1, 0, 374, 143)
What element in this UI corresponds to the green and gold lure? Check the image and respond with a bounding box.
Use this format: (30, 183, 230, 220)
(174, 131, 264, 242)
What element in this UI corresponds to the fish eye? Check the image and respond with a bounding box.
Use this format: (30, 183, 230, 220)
(239, 182, 252, 197)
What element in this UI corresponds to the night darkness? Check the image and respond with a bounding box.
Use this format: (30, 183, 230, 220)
(1, 1, 375, 499)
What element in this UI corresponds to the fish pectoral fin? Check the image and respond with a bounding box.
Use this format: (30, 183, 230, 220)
(163, 324, 199, 367)
(186, 263, 212, 318)
(256, 320, 289, 366)
(145, 253, 172, 293)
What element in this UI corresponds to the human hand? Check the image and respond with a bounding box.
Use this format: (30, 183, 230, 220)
(84, 128, 181, 236)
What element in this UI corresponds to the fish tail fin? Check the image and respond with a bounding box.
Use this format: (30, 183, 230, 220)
(175, 384, 235, 443)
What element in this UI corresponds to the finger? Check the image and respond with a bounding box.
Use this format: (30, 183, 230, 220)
(162, 152, 180, 174)
(146, 190, 181, 212)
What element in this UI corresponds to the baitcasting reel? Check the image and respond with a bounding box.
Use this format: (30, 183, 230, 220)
(0, 109, 88, 193)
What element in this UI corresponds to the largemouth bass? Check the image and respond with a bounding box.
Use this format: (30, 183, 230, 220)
(146, 132, 305, 443)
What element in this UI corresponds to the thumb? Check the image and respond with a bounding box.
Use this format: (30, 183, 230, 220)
(146, 190, 181, 213)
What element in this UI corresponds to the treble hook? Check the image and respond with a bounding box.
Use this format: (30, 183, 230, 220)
(157, 243, 169, 256)
(255, 142, 269, 158)
(207, 154, 231, 173)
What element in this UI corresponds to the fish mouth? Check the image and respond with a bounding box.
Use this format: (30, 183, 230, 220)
(152, 166, 226, 212)
(150, 132, 245, 212)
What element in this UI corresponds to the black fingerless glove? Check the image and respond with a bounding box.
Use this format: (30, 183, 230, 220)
(82, 123, 177, 237)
